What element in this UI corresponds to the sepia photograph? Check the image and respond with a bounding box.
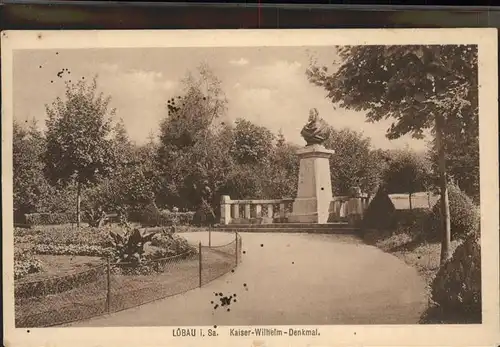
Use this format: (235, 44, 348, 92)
(2, 29, 499, 347)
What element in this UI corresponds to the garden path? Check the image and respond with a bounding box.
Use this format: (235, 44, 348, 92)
(68, 231, 428, 326)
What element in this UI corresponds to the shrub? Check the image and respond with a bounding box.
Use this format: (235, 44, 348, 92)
(110, 230, 197, 276)
(428, 184, 479, 240)
(109, 228, 158, 265)
(429, 228, 481, 322)
(361, 189, 396, 231)
(149, 231, 197, 258)
(25, 212, 75, 226)
(14, 249, 43, 280)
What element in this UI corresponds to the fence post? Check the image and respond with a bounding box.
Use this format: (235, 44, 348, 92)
(106, 257, 111, 314)
(235, 232, 238, 265)
(209, 228, 212, 248)
(198, 242, 202, 288)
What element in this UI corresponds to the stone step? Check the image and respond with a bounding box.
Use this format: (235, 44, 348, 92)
(217, 223, 350, 229)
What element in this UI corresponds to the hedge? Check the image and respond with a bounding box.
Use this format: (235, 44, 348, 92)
(130, 210, 195, 227)
(25, 213, 76, 226)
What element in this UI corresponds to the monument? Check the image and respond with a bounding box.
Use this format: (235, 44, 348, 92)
(288, 108, 335, 224)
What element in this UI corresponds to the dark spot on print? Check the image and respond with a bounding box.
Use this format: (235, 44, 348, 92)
(50, 80, 53, 83)
(227, 308, 230, 312)
(260, 244, 264, 247)
(213, 325, 217, 329)
(243, 251, 246, 254)
(321, 187, 324, 190)
(27, 329, 30, 333)
(292, 261, 294, 264)
(56, 52, 59, 55)
(231, 269, 235, 273)
(243, 283, 247, 287)
(39, 65, 42, 68)
(214, 304, 219, 309)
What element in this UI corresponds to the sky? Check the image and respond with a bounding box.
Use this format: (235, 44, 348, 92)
(13, 47, 428, 151)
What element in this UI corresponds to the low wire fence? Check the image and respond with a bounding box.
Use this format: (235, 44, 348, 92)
(15, 232, 242, 328)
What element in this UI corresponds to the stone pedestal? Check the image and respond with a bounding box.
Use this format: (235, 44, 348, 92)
(288, 144, 335, 224)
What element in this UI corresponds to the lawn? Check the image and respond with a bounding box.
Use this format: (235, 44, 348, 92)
(362, 229, 461, 300)
(16, 255, 104, 282)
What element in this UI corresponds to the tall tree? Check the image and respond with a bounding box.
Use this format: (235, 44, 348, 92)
(230, 118, 275, 165)
(13, 119, 52, 220)
(157, 64, 229, 213)
(307, 45, 478, 263)
(324, 127, 386, 196)
(44, 78, 116, 227)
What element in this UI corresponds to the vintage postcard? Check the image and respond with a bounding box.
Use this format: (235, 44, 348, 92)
(2, 29, 499, 347)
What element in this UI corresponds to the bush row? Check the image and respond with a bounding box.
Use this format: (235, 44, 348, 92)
(362, 184, 479, 241)
(25, 212, 76, 226)
(130, 210, 196, 227)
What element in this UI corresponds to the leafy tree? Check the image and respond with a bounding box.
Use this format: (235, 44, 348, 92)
(264, 140, 300, 199)
(276, 129, 286, 148)
(230, 118, 275, 164)
(112, 118, 134, 168)
(307, 44, 478, 263)
(44, 78, 116, 227)
(383, 148, 432, 209)
(324, 127, 386, 196)
(427, 115, 479, 202)
(156, 64, 230, 214)
(13, 120, 52, 220)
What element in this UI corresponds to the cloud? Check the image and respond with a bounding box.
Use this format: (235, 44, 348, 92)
(229, 58, 249, 66)
(225, 58, 428, 151)
(96, 64, 179, 144)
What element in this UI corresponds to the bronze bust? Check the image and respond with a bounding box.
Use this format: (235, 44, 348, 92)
(300, 108, 329, 146)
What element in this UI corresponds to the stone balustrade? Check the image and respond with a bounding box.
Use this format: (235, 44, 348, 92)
(220, 194, 370, 225)
(220, 196, 295, 225)
(329, 195, 370, 224)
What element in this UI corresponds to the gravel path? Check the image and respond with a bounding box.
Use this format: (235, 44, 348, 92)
(68, 231, 428, 326)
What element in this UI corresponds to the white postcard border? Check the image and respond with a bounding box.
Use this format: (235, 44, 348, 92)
(2, 28, 499, 347)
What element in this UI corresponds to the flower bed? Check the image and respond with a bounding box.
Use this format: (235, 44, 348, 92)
(14, 249, 43, 280)
(14, 226, 113, 247)
(30, 244, 112, 257)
